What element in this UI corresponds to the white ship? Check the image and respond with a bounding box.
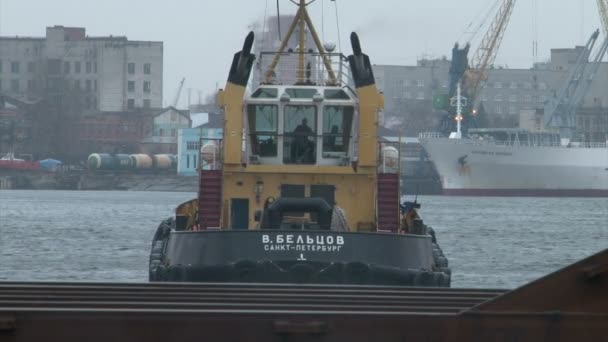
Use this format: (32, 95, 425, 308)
(419, 129, 608, 197)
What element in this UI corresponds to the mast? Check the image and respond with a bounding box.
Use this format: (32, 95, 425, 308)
(263, 0, 337, 85)
(449, 82, 465, 139)
(456, 82, 463, 138)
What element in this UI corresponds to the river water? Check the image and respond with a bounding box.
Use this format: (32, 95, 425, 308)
(1, 190, 606, 289)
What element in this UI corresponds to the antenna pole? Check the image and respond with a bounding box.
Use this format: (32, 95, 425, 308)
(302, 7, 337, 84)
(456, 82, 462, 136)
(297, 0, 307, 83)
(264, 6, 303, 82)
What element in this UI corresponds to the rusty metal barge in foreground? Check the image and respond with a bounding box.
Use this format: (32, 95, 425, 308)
(1, 248, 607, 341)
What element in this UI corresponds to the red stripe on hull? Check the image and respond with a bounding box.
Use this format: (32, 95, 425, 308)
(443, 188, 608, 197)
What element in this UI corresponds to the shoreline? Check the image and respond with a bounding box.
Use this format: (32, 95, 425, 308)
(0, 170, 442, 194)
(0, 171, 198, 192)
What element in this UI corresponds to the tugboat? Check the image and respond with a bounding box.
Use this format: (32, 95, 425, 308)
(149, 0, 450, 286)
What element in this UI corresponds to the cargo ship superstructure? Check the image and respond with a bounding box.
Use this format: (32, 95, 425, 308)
(148, 0, 450, 286)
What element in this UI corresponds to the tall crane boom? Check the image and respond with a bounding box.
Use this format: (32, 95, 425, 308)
(598, 0, 608, 35)
(465, 0, 516, 107)
(570, 34, 608, 109)
(173, 77, 186, 108)
(544, 30, 607, 138)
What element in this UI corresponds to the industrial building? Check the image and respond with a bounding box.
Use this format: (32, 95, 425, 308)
(373, 46, 608, 139)
(140, 107, 191, 155)
(0, 26, 165, 160)
(0, 25, 163, 112)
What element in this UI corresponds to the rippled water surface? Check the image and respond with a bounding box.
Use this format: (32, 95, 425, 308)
(1, 190, 606, 288)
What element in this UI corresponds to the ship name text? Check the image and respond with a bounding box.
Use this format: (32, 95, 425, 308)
(262, 234, 345, 252)
(472, 150, 513, 156)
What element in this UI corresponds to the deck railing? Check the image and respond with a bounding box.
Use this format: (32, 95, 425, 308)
(256, 52, 353, 87)
(418, 132, 608, 149)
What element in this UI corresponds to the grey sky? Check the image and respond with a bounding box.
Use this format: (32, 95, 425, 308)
(0, 0, 603, 108)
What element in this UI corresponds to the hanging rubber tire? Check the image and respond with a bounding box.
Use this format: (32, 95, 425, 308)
(148, 217, 173, 281)
(233, 260, 258, 282)
(344, 262, 371, 285)
(149, 240, 167, 281)
(314, 263, 343, 284)
(167, 265, 186, 281)
(426, 226, 437, 244)
(438, 271, 451, 287)
(414, 271, 435, 287)
(288, 263, 315, 283)
(436, 255, 449, 268)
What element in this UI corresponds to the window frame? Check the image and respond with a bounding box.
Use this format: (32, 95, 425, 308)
(282, 104, 318, 165)
(321, 105, 354, 158)
(247, 103, 280, 159)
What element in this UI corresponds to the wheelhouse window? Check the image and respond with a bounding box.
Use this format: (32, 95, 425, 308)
(247, 104, 278, 157)
(251, 88, 278, 99)
(285, 88, 317, 98)
(324, 89, 351, 100)
(322, 106, 354, 157)
(283, 105, 317, 164)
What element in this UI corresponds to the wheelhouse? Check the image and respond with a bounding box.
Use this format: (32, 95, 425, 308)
(245, 85, 357, 166)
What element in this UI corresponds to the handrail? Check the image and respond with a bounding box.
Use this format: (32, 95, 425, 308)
(418, 132, 445, 139)
(418, 132, 608, 149)
(257, 51, 353, 87)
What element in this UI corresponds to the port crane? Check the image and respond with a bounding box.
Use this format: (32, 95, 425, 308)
(599, 0, 608, 35)
(544, 1, 608, 139)
(172, 77, 185, 107)
(440, 0, 516, 136)
(543, 31, 600, 138)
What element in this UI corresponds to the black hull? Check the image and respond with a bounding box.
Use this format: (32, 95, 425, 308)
(149, 219, 451, 287)
(154, 260, 450, 287)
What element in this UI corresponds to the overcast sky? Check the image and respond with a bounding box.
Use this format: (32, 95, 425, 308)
(0, 0, 604, 108)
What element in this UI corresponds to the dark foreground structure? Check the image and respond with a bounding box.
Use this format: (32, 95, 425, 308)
(1, 248, 606, 341)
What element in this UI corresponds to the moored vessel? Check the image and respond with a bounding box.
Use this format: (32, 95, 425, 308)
(419, 128, 608, 197)
(422, 26, 608, 197)
(149, 0, 450, 286)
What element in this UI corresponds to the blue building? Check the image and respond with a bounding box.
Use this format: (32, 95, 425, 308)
(177, 113, 223, 176)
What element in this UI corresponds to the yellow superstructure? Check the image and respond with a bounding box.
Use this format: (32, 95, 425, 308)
(182, 0, 400, 233)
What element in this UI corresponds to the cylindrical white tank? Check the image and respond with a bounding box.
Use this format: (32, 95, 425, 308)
(114, 154, 133, 170)
(130, 154, 153, 169)
(87, 153, 113, 170)
(201, 143, 220, 164)
(153, 154, 173, 169)
(381, 146, 399, 168)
